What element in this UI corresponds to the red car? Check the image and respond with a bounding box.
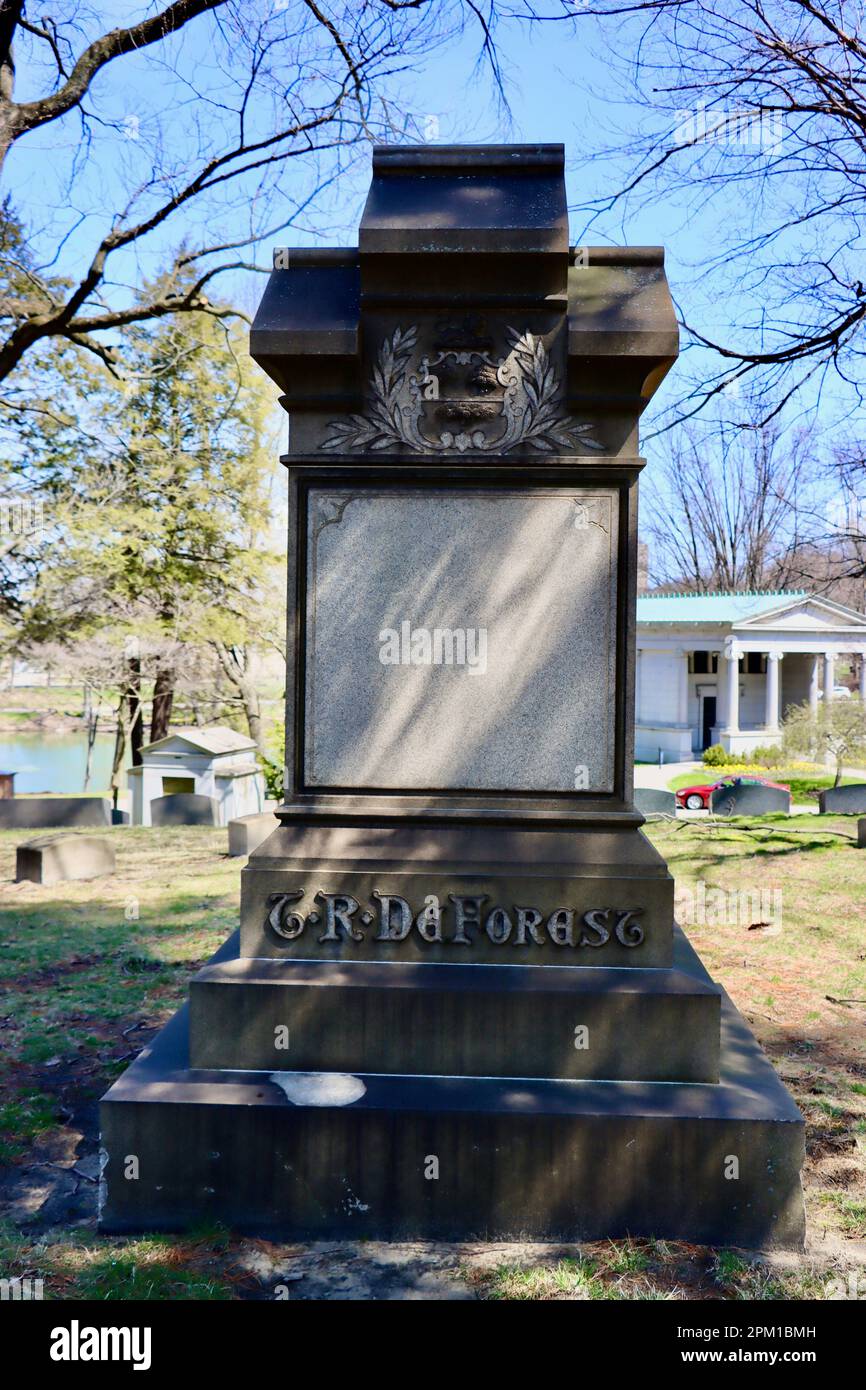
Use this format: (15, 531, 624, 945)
(675, 775, 789, 811)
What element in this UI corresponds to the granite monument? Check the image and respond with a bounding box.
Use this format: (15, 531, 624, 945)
(100, 145, 804, 1247)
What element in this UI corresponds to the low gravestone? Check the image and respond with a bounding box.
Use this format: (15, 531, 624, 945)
(634, 788, 677, 815)
(818, 783, 866, 814)
(710, 782, 791, 817)
(16, 833, 115, 886)
(0, 797, 111, 829)
(150, 793, 218, 827)
(228, 812, 277, 857)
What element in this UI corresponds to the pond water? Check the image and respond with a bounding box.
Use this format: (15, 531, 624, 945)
(0, 732, 129, 794)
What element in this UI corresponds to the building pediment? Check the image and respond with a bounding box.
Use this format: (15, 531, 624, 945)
(142, 727, 257, 759)
(738, 597, 866, 632)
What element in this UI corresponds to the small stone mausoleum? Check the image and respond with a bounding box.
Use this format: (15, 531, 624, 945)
(100, 145, 804, 1248)
(127, 727, 265, 826)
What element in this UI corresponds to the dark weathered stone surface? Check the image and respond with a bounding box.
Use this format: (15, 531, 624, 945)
(150, 793, 218, 827)
(818, 783, 866, 814)
(634, 788, 677, 815)
(710, 783, 791, 817)
(859, 818, 866, 848)
(100, 933, 803, 1247)
(16, 833, 115, 885)
(228, 812, 278, 857)
(189, 931, 720, 1082)
(0, 797, 110, 829)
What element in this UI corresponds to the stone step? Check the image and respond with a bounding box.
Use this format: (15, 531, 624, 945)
(100, 973, 804, 1248)
(188, 932, 720, 1082)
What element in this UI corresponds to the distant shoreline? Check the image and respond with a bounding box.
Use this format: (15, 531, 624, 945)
(0, 713, 119, 735)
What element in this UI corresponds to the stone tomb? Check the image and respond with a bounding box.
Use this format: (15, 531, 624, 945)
(100, 145, 804, 1247)
(633, 788, 677, 815)
(0, 797, 111, 829)
(149, 793, 219, 827)
(710, 782, 791, 817)
(819, 783, 866, 814)
(17, 833, 115, 886)
(228, 811, 279, 857)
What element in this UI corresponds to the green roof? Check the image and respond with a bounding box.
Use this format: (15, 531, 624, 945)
(636, 591, 807, 624)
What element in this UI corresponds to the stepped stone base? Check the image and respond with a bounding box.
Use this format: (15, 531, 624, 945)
(100, 931, 804, 1248)
(188, 930, 721, 1081)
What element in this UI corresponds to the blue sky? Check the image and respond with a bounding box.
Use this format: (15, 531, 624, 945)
(5, 9, 744, 303)
(6, 4, 856, 502)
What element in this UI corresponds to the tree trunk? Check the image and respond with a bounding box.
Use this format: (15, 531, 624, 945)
(243, 687, 263, 750)
(110, 695, 127, 806)
(211, 641, 264, 750)
(234, 668, 263, 750)
(150, 663, 175, 742)
(83, 710, 99, 791)
(125, 655, 144, 766)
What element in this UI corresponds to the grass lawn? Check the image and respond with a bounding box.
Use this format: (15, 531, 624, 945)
(0, 821, 864, 1300)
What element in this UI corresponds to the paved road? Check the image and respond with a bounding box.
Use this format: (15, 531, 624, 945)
(634, 760, 701, 790)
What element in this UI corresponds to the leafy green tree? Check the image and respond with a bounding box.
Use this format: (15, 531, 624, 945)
(8, 271, 281, 761)
(782, 698, 866, 788)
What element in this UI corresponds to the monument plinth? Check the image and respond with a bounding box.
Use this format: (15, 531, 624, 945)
(100, 146, 804, 1248)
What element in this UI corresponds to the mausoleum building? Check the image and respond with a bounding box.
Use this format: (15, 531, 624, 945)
(128, 727, 265, 826)
(636, 591, 866, 761)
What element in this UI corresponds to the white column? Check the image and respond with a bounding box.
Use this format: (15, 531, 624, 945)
(724, 645, 740, 733)
(764, 652, 781, 733)
(859, 654, 866, 703)
(809, 654, 821, 717)
(635, 647, 642, 722)
(677, 651, 689, 725)
(823, 651, 834, 703)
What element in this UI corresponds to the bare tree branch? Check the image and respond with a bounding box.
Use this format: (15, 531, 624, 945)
(0, 1, 227, 163)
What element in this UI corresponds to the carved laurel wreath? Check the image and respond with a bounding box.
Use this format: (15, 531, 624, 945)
(321, 326, 602, 455)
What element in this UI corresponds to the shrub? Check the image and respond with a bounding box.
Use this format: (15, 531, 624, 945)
(702, 743, 732, 767)
(259, 755, 283, 801)
(703, 743, 800, 771)
(257, 716, 285, 800)
(749, 745, 784, 768)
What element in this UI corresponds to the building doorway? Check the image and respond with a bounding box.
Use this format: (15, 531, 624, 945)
(700, 695, 717, 750)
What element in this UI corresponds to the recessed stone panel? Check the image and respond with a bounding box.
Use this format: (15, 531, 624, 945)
(303, 486, 618, 793)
